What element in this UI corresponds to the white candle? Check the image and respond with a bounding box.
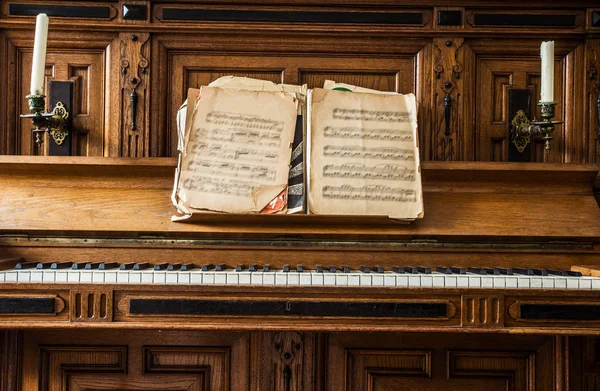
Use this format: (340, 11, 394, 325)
(540, 41, 554, 102)
(30, 13, 49, 96)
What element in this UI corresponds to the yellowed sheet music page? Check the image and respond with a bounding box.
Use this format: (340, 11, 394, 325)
(309, 88, 423, 219)
(178, 87, 298, 214)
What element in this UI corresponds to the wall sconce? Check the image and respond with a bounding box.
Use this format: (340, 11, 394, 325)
(21, 93, 70, 148)
(511, 101, 563, 153)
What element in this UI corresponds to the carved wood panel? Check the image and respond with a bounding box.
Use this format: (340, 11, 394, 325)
(1, 31, 115, 156)
(154, 34, 425, 157)
(327, 332, 555, 391)
(20, 329, 250, 391)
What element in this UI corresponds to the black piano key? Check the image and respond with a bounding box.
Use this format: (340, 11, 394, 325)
(467, 267, 487, 275)
(483, 268, 501, 275)
(495, 267, 513, 275)
(282, 265, 290, 272)
(360, 266, 371, 273)
(436, 266, 453, 274)
(248, 265, 257, 272)
(342, 266, 350, 273)
(547, 269, 568, 276)
(451, 267, 467, 274)
(153, 263, 168, 271)
(133, 263, 150, 271)
(417, 266, 431, 274)
(51, 262, 73, 270)
(99, 262, 118, 270)
(84, 262, 103, 270)
(513, 268, 534, 276)
(328, 266, 337, 273)
(215, 264, 225, 271)
(316, 266, 323, 273)
(392, 266, 405, 274)
(235, 265, 244, 272)
(262, 265, 270, 272)
(296, 265, 304, 273)
(201, 264, 213, 271)
(119, 263, 136, 270)
(181, 264, 195, 271)
(166, 263, 182, 271)
(15, 262, 38, 270)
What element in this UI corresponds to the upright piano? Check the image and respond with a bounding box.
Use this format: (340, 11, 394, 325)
(1, 156, 599, 389)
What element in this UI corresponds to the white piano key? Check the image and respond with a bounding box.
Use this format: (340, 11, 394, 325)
(92, 272, 105, 284)
(396, 275, 408, 287)
(55, 271, 67, 283)
(190, 273, 202, 284)
(456, 276, 469, 288)
(80, 272, 93, 283)
(141, 272, 154, 284)
(408, 275, 421, 287)
(323, 273, 336, 286)
(239, 272, 252, 285)
(226, 272, 239, 285)
(263, 272, 275, 285)
(492, 276, 505, 288)
(530, 277, 542, 289)
(384, 273, 396, 287)
(468, 276, 481, 288)
(17, 271, 30, 282)
(420, 276, 433, 288)
(335, 273, 348, 286)
(541, 277, 555, 289)
(505, 276, 518, 288)
(517, 277, 530, 289)
(203, 272, 215, 284)
(154, 272, 166, 284)
(288, 272, 300, 285)
(31, 271, 43, 282)
(347, 273, 360, 286)
(299, 273, 312, 286)
(250, 272, 264, 285)
(481, 276, 493, 288)
(165, 273, 178, 284)
(311, 272, 324, 286)
(178, 272, 191, 284)
(275, 272, 288, 286)
(566, 278, 579, 289)
(67, 271, 80, 283)
(444, 275, 457, 288)
(6, 272, 17, 282)
(359, 274, 372, 287)
(129, 272, 142, 284)
(214, 272, 226, 285)
(432, 275, 445, 287)
(372, 274, 384, 287)
(105, 272, 117, 284)
(579, 278, 592, 290)
(554, 277, 567, 289)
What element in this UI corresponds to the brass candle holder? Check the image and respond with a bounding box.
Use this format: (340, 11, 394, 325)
(20, 93, 69, 147)
(511, 101, 562, 154)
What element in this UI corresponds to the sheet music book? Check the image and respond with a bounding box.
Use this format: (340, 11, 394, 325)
(174, 77, 307, 215)
(172, 86, 299, 217)
(307, 85, 423, 220)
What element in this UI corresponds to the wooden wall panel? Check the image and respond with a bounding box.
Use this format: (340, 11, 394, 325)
(327, 333, 555, 391)
(20, 329, 250, 391)
(1, 30, 115, 156)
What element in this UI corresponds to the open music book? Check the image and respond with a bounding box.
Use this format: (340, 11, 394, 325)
(307, 83, 423, 220)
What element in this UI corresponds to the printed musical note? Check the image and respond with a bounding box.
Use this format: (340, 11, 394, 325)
(323, 145, 413, 161)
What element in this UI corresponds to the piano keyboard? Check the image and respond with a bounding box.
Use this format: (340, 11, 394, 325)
(1, 262, 599, 289)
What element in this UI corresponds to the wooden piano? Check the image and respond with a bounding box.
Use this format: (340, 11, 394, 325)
(1, 156, 599, 389)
